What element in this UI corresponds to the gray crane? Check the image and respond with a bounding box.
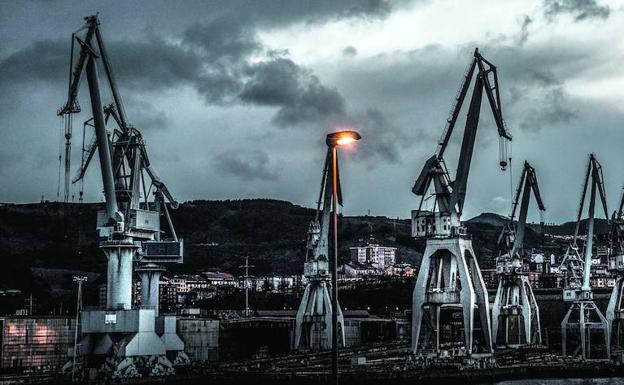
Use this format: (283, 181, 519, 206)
(294, 147, 346, 351)
(411, 48, 511, 356)
(57, 15, 186, 378)
(492, 161, 545, 347)
(59, 15, 183, 314)
(561, 154, 610, 360)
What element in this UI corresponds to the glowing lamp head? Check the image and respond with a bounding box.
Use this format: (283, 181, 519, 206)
(326, 130, 362, 148)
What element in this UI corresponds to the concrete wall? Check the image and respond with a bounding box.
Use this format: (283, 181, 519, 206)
(177, 318, 219, 362)
(219, 318, 293, 361)
(344, 319, 361, 347)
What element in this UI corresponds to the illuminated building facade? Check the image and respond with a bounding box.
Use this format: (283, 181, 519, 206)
(0, 316, 76, 371)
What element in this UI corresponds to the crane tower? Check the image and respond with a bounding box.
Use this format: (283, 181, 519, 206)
(58, 15, 187, 378)
(411, 49, 512, 356)
(294, 147, 346, 351)
(493, 161, 544, 347)
(560, 154, 610, 360)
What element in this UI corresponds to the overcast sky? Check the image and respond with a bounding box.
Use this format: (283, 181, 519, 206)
(1, 0, 623, 223)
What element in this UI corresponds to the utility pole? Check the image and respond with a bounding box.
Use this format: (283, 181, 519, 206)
(239, 257, 254, 317)
(72, 276, 87, 382)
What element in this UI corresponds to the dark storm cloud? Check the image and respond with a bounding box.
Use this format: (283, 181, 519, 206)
(323, 25, 590, 171)
(240, 55, 346, 127)
(349, 108, 406, 164)
(544, 0, 610, 21)
(111, 37, 203, 91)
(227, 0, 398, 26)
(0, 15, 346, 126)
(183, 17, 261, 62)
(125, 98, 169, 131)
(0, 40, 66, 84)
(515, 16, 532, 46)
(518, 87, 578, 132)
(342, 46, 358, 57)
(214, 150, 279, 181)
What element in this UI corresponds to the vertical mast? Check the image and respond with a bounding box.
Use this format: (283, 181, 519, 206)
(85, 52, 118, 221)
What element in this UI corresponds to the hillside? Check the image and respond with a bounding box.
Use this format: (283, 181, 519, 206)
(0, 199, 576, 311)
(0, 200, 418, 277)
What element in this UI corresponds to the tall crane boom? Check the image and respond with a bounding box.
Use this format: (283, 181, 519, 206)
(498, 161, 545, 258)
(84, 49, 119, 222)
(492, 161, 545, 348)
(436, 49, 511, 160)
(412, 48, 512, 236)
(60, 15, 178, 233)
(580, 154, 609, 290)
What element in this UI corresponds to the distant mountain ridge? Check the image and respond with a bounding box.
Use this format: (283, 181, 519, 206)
(466, 212, 508, 226)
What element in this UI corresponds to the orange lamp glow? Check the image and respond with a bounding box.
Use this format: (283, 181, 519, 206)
(326, 130, 361, 148)
(336, 135, 357, 146)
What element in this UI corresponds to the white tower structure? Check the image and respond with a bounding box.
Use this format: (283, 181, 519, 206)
(411, 49, 512, 356)
(561, 154, 610, 360)
(492, 161, 544, 347)
(294, 149, 345, 351)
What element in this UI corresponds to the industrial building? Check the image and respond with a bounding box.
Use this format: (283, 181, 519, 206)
(0, 316, 76, 372)
(349, 242, 397, 270)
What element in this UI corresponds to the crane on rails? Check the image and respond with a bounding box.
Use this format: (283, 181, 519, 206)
(58, 15, 187, 378)
(294, 146, 346, 351)
(493, 161, 545, 347)
(560, 154, 610, 360)
(411, 48, 512, 356)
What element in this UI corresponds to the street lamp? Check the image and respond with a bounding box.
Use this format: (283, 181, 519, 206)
(325, 130, 361, 385)
(72, 276, 88, 382)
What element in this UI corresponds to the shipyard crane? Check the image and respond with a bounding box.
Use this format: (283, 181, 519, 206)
(492, 161, 545, 347)
(561, 154, 610, 360)
(58, 15, 187, 377)
(411, 48, 512, 356)
(606, 188, 624, 358)
(294, 146, 346, 351)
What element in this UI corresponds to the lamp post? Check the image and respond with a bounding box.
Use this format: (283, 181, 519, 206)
(72, 275, 88, 382)
(325, 130, 361, 385)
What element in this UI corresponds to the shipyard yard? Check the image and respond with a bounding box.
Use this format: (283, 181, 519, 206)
(2, 0, 624, 384)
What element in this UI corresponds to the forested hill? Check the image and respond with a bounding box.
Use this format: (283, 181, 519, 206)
(0, 200, 417, 279)
(0, 200, 583, 301)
